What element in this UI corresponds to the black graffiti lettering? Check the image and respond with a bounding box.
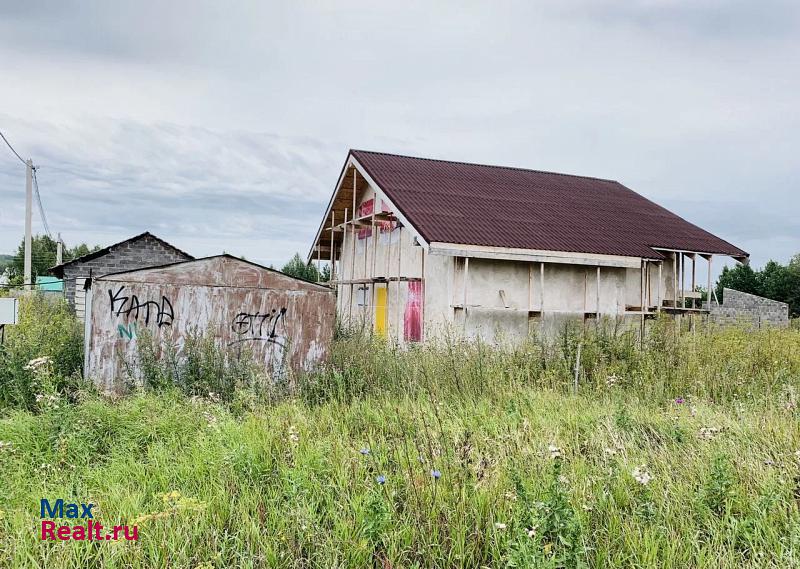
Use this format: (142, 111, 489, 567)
(108, 286, 174, 328)
(230, 307, 288, 347)
(109, 286, 128, 316)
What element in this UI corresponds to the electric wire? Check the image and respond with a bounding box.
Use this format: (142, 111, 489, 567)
(32, 167, 52, 238)
(0, 129, 27, 166)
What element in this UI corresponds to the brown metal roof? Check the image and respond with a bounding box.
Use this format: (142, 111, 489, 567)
(350, 150, 748, 260)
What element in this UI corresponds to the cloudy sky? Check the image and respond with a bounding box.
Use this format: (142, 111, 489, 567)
(0, 0, 797, 273)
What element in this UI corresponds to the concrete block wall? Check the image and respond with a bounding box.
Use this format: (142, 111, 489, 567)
(63, 235, 191, 308)
(708, 288, 789, 329)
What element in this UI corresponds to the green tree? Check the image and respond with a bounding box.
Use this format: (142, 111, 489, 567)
(715, 256, 800, 317)
(7, 235, 101, 285)
(715, 263, 759, 302)
(281, 253, 330, 283)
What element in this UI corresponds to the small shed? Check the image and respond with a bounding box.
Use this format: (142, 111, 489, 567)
(85, 255, 336, 392)
(50, 232, 193, 321)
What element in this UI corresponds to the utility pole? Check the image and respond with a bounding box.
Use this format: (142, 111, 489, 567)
(56, 232, 63, 265)
(24, 159, 33, 291)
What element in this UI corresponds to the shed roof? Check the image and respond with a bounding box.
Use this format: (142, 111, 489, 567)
(95, 254, 333, 292)
(346, 150, 747, 260)
(50, 231, 193, 278)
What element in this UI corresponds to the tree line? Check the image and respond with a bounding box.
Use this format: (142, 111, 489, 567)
(2, 235, 102, 286)
(716, 254, 800, 317)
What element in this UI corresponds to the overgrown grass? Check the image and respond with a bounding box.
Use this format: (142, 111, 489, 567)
(0, 294, 84, 411)
(1, 301, 799, 567)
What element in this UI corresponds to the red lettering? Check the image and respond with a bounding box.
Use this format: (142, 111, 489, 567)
(72, 525, 86, 540)
(41, 520, 55, 540)
(112, 525, 122, 540)
(57, 525, 71, 540)
(124, 526, 138, 541)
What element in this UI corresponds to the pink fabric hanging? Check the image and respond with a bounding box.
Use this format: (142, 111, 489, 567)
(404, 281, 424, 342)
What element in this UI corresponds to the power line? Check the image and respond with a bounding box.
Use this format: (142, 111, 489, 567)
(31, 167, 52, 238)
(0, 129, 27, 166)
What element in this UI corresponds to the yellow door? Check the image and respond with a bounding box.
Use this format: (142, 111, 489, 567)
(375, 286, 388, 337)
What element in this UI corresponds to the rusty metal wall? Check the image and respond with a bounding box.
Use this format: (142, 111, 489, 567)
(85, 256, 336, 391)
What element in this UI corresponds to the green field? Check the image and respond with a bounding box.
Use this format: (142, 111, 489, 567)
(1, 296, 799, 568)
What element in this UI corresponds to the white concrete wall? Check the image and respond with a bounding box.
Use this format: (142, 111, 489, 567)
(333, 181, 694, 343)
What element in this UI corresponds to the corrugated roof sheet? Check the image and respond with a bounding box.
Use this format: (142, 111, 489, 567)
(351, 150, 748, 260)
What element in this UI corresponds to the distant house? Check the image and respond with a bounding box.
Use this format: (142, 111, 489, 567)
(50, 232, 193, 321)
(308, 150, 749, 342)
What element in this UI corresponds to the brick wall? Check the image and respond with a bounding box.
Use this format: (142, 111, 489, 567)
(63, 235, 191, 308)
(708, 288, 789, 329)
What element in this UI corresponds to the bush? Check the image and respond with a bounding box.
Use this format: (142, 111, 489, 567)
(131, 328, 275, 405)
(0, 294, 85, 412)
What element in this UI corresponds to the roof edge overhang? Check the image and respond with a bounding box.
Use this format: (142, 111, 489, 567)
(306, 151, 428, 263)
(428, 242, 645, 268)
(649, 247, 750, 264)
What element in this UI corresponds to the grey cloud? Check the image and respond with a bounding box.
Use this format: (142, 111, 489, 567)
(0, 2, 798, 271)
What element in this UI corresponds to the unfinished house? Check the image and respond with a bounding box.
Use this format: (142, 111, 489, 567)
(308, 150, 749, 342)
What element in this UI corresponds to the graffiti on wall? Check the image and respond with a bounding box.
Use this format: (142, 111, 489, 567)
(109, 286, 174, 340)
(229, 307, 288, 348)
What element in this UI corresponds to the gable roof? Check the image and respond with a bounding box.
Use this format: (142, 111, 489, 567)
(95, 254, 332, 292)
(49, 231, 193, 278)
(342, 150, 747, 261)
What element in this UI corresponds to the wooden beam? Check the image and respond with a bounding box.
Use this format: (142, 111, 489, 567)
(707, 255, 713, 308)
(657, 261, 662, 311)
(596, 265, 601, 315)
(528, 263, 533, 312)
(673, 252, 678, 308)
(329, 211, 336, 282)
(396, 226, 403, 342)
(539, 262, 545, 312)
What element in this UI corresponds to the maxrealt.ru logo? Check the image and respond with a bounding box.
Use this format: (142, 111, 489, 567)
(40, 499, 138, 541)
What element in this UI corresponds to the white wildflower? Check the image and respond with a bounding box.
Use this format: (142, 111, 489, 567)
(548, 444, 562, 459)
(605, 374, 619, 387)
(527, 526, 538, 538)
(24, 356, 52, 371)
(699, 427, 722, 440)
(494, 522, 506, 530)
(632, 466, 652, 486)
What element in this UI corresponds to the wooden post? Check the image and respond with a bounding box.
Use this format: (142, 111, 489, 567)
(342, 208, 349, 316)
(539, 262, 545, 311)
(583, 269, 588, 314)
(421, 245, 426, 340)
(330, 211, 336, 282)
(691, 254, 697, 309)
(707, 255, 713, 308)
(396, 227, 403, 342)
(657, 261, 662, 312)
(596, 265, 601, 315)
(462, 256, 470, 333)
(316, 245, 321, 283)
(349, 172, 357, 322)
(370, 196, 377, 330)
(528, 263, 533, 312)
(673, 252, 678, 308)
